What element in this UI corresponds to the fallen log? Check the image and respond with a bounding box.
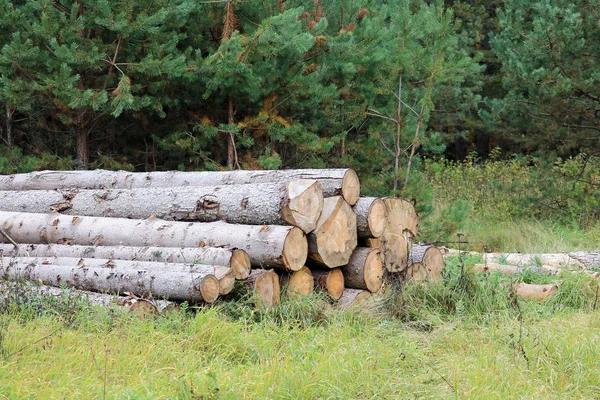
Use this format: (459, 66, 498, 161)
(312, 268, 344, 300)
(483, 253, 583, 268)
(0, 180, 324, 234)
(473, 263, 558, 276)
(0, 168, 361, 205)
(0, 243, 250, 279)
(341, 247, 384, 292)
(0, 243, 251, 280)
(515, 282, 558, 300)
(0, 281, 177, 315)
(353, 197, 387, 239)
(245, 269, 280, 309)
(1, 258, 220, 303)
(568, 251, 600, 269)
(405, 245, 444, 283)
(0, 212, 307, 271)
(279, 266, 314, 297)
(308, 196, 357, 268)
(337, 288, 372, 311)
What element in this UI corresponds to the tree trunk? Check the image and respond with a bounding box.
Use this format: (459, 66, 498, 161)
(483, 253, 583, 268)
(5, 106, 14, 150)
(1, 257, 220, 303)
(341, 247, 384, 293)
(353, 197, 386, 238)
(245, 269, 280, 309)
(568, 251, 600, 268)
(0, 243, 250, 280)
(378, 198, 419, 272)
(0, 180, 324, 234)
(279, 266, 314, 297)
(0, 168, 361, 205)
(0, 211, 307, 271)
(0, 281, 177, 314)
(337, 288, 371, 311)
(76, 109, 89, 169)
(405, 245, 444, 283)
(515, 282, 558, 301)
(473, 263, 558, 276)
(227, 96, 236, 169)
(311, 268, 344, 300)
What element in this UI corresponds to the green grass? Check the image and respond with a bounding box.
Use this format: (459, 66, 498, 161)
(1, 258, 600, 399)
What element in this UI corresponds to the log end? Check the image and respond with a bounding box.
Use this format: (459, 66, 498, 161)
(381, 232, 409, 272)
(342, 169, 361, 206)
(283, 179, 324, 234)
(230, 249, 251, 280)
(120, 298, 158, 317)
(364, 248, 384, 293)
(337, 288, 372, 311)
(215, 266, 235, 296)
(515, 282, 558, 301)
(252, 269, 281, 308)
(282, 227, 308, 271)
(367, 198, 387, 238)
(281, 266, 314, 297)
(326, 268, 345, 300)
(199, 275, 220, 303)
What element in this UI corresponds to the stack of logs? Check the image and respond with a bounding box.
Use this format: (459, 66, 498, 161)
(0, 168, 445, 313)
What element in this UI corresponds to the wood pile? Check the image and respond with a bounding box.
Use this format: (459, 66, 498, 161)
(0, 168, 444, 310)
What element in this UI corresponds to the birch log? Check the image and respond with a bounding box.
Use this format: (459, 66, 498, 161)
(1, 258, 220, 303)
(0, 212, 307, 271)
(515, 282, 558, 300)
(0, 243, 251, 280)
(568, 251, 600, 268)
(0, 180, 324, 234)
(308, 196, 357, 268)
(483, 253, 583, 268)
(312, 268, 344, 300)
(245, 269, 280, 309)
(405, 245, 444, 283)
(0, 168, 361, 205)
(279, 266, 314, 297)
(337, 288, 372, 311)
(341, 247, 384, 292)
(473, 263, 558, 276)
(353, 197, 387, 238)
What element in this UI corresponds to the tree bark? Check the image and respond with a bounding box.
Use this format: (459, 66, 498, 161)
(1, 257, 220, 303)
(279, 266, 314, 297)
(405, 245, 444, 283)
(5, 106, 14, 150)
(515, 282, 558, 301)
(76, 108, 89, 169)
(337, 288, 371, 311)
(353, 197, 386, 238)
(568, 251, 600, 268)
(341, 247, 384, 293)
(0, 168, 361, 205)
(0, 243, 250, 280)
(307, 196, 357, 268)
(0, 180, 324, 234)
(473, 263, 558, 276)
(311, 268, 344, 300)
(483, 253, 583, 268)
(245, 269, 280, 309)
(0, 211, 307, 271)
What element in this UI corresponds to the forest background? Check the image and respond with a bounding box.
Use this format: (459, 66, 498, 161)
(1, 0, 599, 250)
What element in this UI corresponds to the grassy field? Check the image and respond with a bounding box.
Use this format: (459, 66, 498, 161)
(1, 257, 599, 399)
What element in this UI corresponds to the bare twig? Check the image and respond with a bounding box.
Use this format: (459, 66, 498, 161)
(0, 229, 18, 249)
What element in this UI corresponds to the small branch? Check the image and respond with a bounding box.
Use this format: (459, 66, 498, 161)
(0, 229, 18, 249)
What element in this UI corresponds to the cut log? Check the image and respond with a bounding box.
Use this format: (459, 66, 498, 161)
(245, 269, 280, 309)
(405, 245, 444, 283)
(0, 281, 177, 314)
(0, 212, 307, 271)
(279, 266, 314, 297)
(341, 247, 384, 292)
(473, 263, 558, 276)
(214, 266, 235, 295)
(379, 232, 409, 273)
(353, 197, 387, 238)
(378, 198, 418, 272)
(568, 251, 600, 268)
(0, 180, 324, 234)
(515, 282, 558, 300)
(337, 288, 372, 311)
(1, 258, 220, 303)
(0, 243, 251, 280)
(483, 253, 583, 268)
(0, 168, 361, 205)
(308, 196, 357, 268)
(383, 197, 420, 237)
(311, 268, 344, 300)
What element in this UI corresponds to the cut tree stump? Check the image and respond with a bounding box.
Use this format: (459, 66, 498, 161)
(1, 257, 220, 303)
(341, 247, 384, 292)
(0, 180, 324, 234)
(353, 197, 387, 238)
(0, 168, 361, 205)
(0, 243, 251, 280)
(245, 269, 280, 309)
(307, 196, 357, 268)
(405, 245, 444, 283)
(515, 282, 558, 300)
(337, 288, 372, 311)
(0, 212, 307, 271)
(312, 268, 344, 300)
(280, 266, 314, 297)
